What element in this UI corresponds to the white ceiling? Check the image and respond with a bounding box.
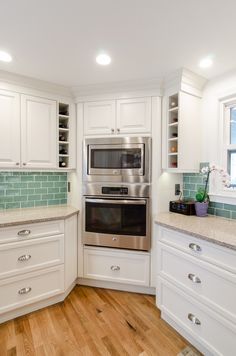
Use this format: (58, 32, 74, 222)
(0, 0, 236, 88)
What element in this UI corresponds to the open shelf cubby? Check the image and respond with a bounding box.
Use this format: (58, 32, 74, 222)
(58, 103, 70, 169)
(167, 93, 179, 169)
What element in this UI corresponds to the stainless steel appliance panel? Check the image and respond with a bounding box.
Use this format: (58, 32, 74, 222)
(83, 196, 150, 251)
(83, 136, 151, 183)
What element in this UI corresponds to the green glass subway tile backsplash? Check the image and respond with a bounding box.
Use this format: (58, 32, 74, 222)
(183, 172, 236, 219)
(0, 172, 67, 210)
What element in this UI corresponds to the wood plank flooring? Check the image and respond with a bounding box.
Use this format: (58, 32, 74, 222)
(0, 286, 190, 356)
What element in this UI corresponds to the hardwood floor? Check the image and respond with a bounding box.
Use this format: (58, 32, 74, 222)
(0, 286, 189, 356)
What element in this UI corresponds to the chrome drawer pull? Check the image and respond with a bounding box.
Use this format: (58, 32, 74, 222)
(18, 254, 31, 262)
(17, 230, 31, 237)
(18, 287, 32, 295)
(189, 243, 201, 252)
(188, 273, 201, 284)
(111, 265, 120, 271)
(188, 313, 201, 325)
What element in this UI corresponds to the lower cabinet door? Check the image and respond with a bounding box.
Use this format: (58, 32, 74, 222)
(84, 247, 150, 286)
(0, 265, 64, 314)
(158, 278, 236, 356)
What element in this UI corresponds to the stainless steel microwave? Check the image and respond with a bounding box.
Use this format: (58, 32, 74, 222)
(83, 137, 151, 183)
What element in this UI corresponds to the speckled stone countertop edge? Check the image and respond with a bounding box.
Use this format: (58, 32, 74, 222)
(155, 220, 236, 251)
(155, 212, 236, 252)
(0, 206, 79, 228)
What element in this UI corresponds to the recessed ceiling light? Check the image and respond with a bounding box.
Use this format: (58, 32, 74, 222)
(199, 56, 213, 69)
(96, 53, 111, 66)
(0, 51, 12, 63)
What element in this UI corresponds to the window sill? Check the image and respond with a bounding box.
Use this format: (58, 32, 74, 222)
(209, 193, 236, 205)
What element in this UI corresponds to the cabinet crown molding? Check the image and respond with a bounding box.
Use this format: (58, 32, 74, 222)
(163, 68, 207, 98)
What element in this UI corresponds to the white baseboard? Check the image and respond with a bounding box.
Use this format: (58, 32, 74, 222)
(77, 278, 156, 295)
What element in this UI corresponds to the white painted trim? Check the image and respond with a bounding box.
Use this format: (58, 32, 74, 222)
(0, 69, 72, 98)
(209, 194, 236, 205)
(77, 278, 155, 295)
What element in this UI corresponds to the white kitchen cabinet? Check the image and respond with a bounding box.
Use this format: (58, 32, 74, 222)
(0, 90, 21, 168)
(84, 97, 151, 136)
(84, 100, 116, 136)
(0, 213, 78, 323)
(156, 224, 236, 356)
(162, 91, 201, 172)
(64, 215, 78, 289)
(21, 95, 57, 168)
(84, 246, 150, 286)
(117, 97, 151, 134)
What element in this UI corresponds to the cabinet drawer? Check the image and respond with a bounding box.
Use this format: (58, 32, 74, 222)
(159, 227, 236, 273)
(0, 220, 64, 244)
(159, 243, 236, 323)
(0, 235, 64, 279)
(84, 247, 150, 286)
(159, 279, 236, 356)
(0, 266, 64, 314)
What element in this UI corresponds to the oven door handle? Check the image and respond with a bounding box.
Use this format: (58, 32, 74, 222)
(85, 198, 147, 205)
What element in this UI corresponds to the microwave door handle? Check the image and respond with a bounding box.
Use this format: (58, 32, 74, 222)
(85, 199, 147, 205)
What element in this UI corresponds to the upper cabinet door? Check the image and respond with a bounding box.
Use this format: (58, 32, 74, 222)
(0, 90, 21, 168)
(116, 97, 151, 134)
(21, 95, 57, 169)
(84, 101, 116, 136)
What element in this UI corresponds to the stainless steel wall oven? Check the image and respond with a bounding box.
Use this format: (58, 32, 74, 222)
(83, 136, 151, 251)
(83, 184, 151, 251)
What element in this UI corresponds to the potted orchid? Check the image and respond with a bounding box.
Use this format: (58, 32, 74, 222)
(195, 165, 230, 217)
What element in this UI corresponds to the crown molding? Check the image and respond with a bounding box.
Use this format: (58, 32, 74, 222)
(0, 70, 72, 98)
(72, 77, 163, 102)
(163, 68, 207, 98)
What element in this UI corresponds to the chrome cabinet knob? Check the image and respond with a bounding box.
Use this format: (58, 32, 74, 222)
(111, 265, 120, 271)
(16, 162, 20, 166)
(112, 237, 117, 241)
(188, 313, 201, 325)
(18, 287, 32, 295)
(18, 254, 31, 262)
(117, 128, 120, 133)
(189, 243, 201, 252)
(111, 128, 115, 133)
(17, 229, 31, 237)
(23, 163, 26, 166)
(188, 273, 201, 284)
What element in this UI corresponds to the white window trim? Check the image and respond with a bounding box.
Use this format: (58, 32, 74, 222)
(209, 94, 236, 204)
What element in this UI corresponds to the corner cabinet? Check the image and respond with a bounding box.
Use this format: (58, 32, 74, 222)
(21, 95, 57, 169)
(162, 91, 201, 172)
(83, 97, 151, 136)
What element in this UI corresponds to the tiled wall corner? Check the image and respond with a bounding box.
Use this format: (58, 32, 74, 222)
(0, 172, 67, 210)
(183, 163, 236, 219)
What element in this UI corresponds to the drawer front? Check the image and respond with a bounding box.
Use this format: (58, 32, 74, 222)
(159, 243, 236, 323)
(159, 227, 236, 273)
(159, 279, 236, 356)
(0, 266, 64, 314)
(0, 220, 64, 244)
(0, 235, 64, 280)
(84, 247, 150, 286)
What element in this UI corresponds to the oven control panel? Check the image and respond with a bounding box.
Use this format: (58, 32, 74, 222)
(101, 186, 128, 195)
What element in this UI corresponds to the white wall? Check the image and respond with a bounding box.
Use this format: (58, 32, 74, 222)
(201, 69, 236, 164)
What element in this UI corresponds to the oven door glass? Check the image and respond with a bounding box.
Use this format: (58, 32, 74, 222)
(85, 199, 146, 236)
(88, 144, 144, 175)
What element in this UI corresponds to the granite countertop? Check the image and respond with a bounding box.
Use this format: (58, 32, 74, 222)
(155, 212, 236, 251)
(0, 205, 79, 228)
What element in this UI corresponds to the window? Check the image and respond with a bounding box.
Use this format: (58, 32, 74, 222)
(224, 101, 236, 186)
